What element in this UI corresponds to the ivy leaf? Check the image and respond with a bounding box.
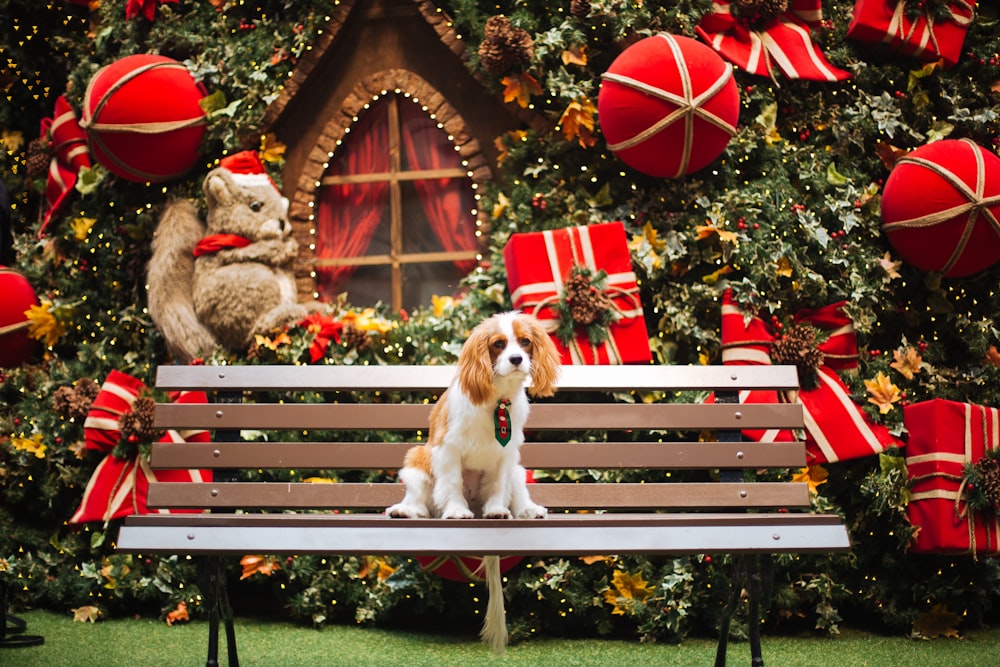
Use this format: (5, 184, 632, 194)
(199, 89, 228, 115)
(826, 162, 849, 186)
(926, 120, 955, 143)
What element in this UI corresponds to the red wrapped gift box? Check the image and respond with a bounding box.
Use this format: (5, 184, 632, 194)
(905, 398, 1000, 556)
(503, 222, 651, 365)
(847, 0, 976, 68)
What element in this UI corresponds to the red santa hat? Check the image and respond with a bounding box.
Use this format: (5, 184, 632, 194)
(218, 150, 278, 191)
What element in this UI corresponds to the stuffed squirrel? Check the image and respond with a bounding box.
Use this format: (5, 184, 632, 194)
(147, 151, 314, 362)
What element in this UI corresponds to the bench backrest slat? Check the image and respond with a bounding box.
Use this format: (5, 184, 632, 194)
(155, 402, 803, 431)
(149, 440, 806, 470)
(154, 364, 800, 392)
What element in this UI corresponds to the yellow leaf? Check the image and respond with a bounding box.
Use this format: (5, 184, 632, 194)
(913, 603, 961, 639)
(240, 554, 282, 580)
(695, 224, 738, 245)
(792, 465, 828, 495)
(630, 222, 667, 253)
(580, 555, 615, 566)
(558, 97, 598, 148)
(166, 601, 189, 626)
(25, 301, 67, 347)
(775, 256, 793, 278)
(0, 129, 24, 153)
(878, 252, 902, 280)
(432, 294, 455, 318)
(702, 265, 734, 285)
(865, 371, 902, 414)
(890, 346, 922, 380)
(70, 217, 96, 242)
(502, 72, 543, 108)
(259, 133, 286, 162)
(11, 434, 46, 459)
(72, 605, 101, 623)
(561, 44, 587, 67)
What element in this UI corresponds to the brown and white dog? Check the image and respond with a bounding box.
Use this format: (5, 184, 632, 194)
(385, 310, 560, 652)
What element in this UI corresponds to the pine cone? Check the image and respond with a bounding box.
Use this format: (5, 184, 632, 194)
(52, 378, 100, 421)
(570, 0, 591, 19)
(564, 271, 612, 326)
(342, 325, 372, 353)
(974, 456, 1000, 512)
(118, 396, 162, 444)
(770, 324, 825, 379)
(26, 137, 51, 182)
(478, 15, 534, 76)
(733, 0, 788, 26)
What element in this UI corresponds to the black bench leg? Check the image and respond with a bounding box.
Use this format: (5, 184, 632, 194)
(0, 577, 44, 649)
(715, 554, 773, 667)
(200, 557, 239, 667)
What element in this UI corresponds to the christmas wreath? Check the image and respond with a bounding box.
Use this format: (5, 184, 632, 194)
(552, 265, 615, 346)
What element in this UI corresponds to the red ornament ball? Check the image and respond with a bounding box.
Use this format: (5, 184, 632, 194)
(0, 267, 41, 368)
(598, 33, 740, 179)
(82, 54, 207, 183)
(881, 139, 1000, 278)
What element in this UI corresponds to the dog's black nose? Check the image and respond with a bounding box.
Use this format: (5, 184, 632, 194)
(509, 354, 523, 366)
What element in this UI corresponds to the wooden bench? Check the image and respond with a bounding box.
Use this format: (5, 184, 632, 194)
(116, 363, 851, 667)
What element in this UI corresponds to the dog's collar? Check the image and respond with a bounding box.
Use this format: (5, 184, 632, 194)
(494, 399, 512, 447)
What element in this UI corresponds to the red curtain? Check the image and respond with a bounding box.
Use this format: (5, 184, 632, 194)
(399, 102, 478, 273)
(314, 107, 391, 298)
(315, 97, 479, 299)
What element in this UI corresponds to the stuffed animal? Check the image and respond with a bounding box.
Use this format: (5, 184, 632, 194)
(147, 151, 314, 362)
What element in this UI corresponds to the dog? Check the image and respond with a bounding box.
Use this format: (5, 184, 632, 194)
(385, 310, 561, 652)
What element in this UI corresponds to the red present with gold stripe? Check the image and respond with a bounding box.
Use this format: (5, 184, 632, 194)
(905, 399, 1000, 556)
(695, 0, 851, 82)
(847, 0, 976, 68)
(503, 222, 651, 365)
(718, 289, 900, 464)
(70, 369, 212, 525)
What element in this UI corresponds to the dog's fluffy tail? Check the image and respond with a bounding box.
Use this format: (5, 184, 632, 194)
(146, 199, 218, 363)
(479, 555, 508, 654)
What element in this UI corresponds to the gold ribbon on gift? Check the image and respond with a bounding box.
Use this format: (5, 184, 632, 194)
(885, 0, 976, 61)
(909, 402, 1000, 558)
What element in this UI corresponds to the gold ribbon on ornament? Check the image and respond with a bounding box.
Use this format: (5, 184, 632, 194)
(881, 138, 1000, 276)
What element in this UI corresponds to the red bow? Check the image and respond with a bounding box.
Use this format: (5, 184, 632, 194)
(69, 369, 212, 525)
(718, 289, 900, 464)
(125, 0, 178, 22)
(38, 96, 92, 237)
(696, 0, 851, 82)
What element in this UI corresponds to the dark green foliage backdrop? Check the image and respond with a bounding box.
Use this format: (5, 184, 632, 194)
(2, 0, 999, 643)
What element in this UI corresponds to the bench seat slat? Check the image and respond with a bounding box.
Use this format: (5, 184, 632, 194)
(154, 364, 801, 393)
(154, 402, 804, 431)
(117, 512, 851, 556)
(146, 481, 810, 510)
(150, 441, 807, 470)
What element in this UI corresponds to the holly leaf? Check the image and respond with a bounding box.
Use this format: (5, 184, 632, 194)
(502, 72, 542, 108)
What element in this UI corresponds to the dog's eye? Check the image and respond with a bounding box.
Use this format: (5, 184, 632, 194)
(249, 200, 264, 212)
(492, 339, 506, 350)
(519, 338, 531, 348)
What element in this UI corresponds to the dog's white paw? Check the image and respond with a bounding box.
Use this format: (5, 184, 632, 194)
(386, 503, 429, 519)
(483, 506, 512, 520)
(441, 504, 475, 519)
(516, 504, 547, 519)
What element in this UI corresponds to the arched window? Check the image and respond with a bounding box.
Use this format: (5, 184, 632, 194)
(312, 93, 480, 311)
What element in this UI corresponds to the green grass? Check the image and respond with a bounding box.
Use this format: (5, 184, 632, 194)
(5, 610, 999, 667)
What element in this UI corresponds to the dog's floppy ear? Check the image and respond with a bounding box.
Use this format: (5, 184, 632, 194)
(524, 315, 560, 398)
(457, 321, 496, 406)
